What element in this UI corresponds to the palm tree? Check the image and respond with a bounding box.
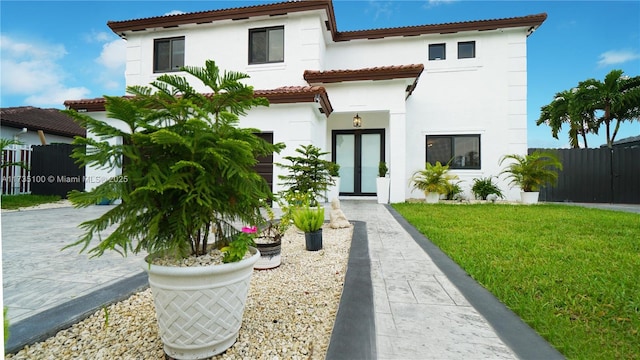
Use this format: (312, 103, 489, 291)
(574, 69, 640, 148)
(536, 89, 598, 148)
(499, 151, 563, 192)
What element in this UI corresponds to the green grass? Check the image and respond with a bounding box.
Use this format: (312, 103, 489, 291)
(1, 194, 61, 209)
(392, 203, 640, 360)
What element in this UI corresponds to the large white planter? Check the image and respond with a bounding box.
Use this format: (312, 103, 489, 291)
(144, 247, 260, 359)
(326, 176, 340, 202)
(520, 191, 540, 204)
(425, 192, 440, 204)
(376, 177, 390, 204)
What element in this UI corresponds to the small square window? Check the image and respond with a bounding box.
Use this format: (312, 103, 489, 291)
(154, 37, 184, 73)
(428, 43, 446, 61)
(249, 26, 284, 64)
(458, 41, 475, 59)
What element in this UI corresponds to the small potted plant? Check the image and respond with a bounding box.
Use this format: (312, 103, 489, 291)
(292, 204, 325, 251)
(63, 60, 285, 359)
(253, 198, 293, 270)
(499, 150, 563, 204)
(410, 161, 457, 203)
(376, 161, 390, 204)
(471, 176, 503, 201)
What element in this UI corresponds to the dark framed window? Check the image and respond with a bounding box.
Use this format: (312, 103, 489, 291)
(426, 135, 480, 169)
(428, 43, 446, 61)
(249, 26, 284, 64)
(154, 37, 185, 73)
(458, 41, 476, 59)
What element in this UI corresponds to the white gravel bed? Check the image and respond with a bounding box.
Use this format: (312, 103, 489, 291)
(6, 224, 353, 360)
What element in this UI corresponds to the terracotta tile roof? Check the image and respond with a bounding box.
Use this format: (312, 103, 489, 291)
(106, 0, 546, 41)
(0, 106, 85, 138)
(64, 86, 333, 117)
(304, 64, 424, 84)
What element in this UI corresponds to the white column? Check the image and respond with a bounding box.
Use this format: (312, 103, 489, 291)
(388, 111, 407, 203)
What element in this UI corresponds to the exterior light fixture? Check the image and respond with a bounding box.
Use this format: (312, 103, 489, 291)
(353, 113, 362, 128)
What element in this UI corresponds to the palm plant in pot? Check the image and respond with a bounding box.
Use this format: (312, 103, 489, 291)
(499, 150, 563, 204)
(410, 161, 457, 203)
(63, 60, 284, 359)
(292, 203, 325, 251)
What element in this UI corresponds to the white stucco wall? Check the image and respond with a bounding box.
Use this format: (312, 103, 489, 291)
(1, 126, 76, 147)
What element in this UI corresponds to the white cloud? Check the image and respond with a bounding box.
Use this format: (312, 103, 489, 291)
(0, 35, 90, 106)
(366, 1, 394, 21)
(84, 30, 112, 43)
(96, 39, 126, 70)
(597, 49, 640, 67)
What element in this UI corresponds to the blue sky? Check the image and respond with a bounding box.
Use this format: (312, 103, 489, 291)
(1, 1, 638, 148)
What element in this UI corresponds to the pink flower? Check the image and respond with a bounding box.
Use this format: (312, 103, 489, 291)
(242, 226, 257, 234)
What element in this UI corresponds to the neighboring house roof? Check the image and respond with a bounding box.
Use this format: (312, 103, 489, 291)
(601, 135, 640, 148)
(64, 86, 334, 116)
(0, 106, 85, 137)
(107, 0, 546, 40)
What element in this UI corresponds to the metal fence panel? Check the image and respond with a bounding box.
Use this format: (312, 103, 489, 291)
(531, 147, 640, 204)
(30, 144, 84, 198)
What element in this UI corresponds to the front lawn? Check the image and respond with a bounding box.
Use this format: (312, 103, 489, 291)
(1, 194, 61, 210)
(392, 203, 640, 360)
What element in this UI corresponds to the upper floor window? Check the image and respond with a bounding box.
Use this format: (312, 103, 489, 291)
(154, 37, 185, 73)
(428, 43, 446, 61)
(426, 134, 480, 169)
(458, 41, 476, 59)
(249, 26, 284, 64)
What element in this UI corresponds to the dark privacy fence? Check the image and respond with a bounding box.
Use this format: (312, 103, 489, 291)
(530, 147, 640, 204)
(30, 144, 84, 198)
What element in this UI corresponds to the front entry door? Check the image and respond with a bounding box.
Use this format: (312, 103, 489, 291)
(333, 129, 384, 196)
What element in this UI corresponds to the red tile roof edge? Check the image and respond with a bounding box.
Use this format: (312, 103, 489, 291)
(304, 64, 424, 84)
(107, 0, 546, 41)
(63, 86, 333, 117)
(0, 106, 86, 138)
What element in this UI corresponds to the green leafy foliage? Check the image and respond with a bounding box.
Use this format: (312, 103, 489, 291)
(292, 206, 325, 233)
(410, 161, 457, 195)
(4, 307, 9, 345)
(471, 177, 504, 200)
(499, 151, 563, 192)
(222, 229, 256, 263)
(378, 161, 388, 178)
(276, 144, 334, 204)
(63, 60, 285, 260)
(1, 194, 61, 209)
(1, 138, 29, 171)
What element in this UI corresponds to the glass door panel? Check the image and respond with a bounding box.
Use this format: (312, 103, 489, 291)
(361, 133, 381, 193)
(335, 134, 355, 193)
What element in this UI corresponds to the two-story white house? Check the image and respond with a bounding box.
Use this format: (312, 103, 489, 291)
(65, 0, 546, 202)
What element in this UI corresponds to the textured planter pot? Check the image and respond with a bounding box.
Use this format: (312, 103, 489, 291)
(520, 191, 540, 204)
(305, 229, 323, 251)
(376, 177, 390, 204)
(144, 247, 259, 359)
(254, 238, 281, 270)
(425, 192, 440, 204)
(326, 176, 340, 202)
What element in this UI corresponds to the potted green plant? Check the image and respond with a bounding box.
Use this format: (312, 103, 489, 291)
(376, 161, 390, 204)
(292, 205, 325, 251)
(63, 60, 284, 359)
(276, 144, 334, 205)
(410, 161, 457, 203)
(499, 150, 563, 204)
(326, 161, 341, 202)
(253, 198, 293, 270)
(471, 176, 504, 201)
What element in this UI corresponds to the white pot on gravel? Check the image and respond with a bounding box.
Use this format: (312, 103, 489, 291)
(144, 247, 259, 359)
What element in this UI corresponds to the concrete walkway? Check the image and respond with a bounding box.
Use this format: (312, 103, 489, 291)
(2, 200, 568, 358)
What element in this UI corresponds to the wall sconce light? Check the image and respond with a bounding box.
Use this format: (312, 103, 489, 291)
(353, 113, 362, 128)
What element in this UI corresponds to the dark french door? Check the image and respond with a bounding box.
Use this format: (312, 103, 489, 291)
(332, 129, 384, 196)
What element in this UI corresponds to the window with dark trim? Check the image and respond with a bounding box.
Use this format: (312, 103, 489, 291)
(249, 26, 284, 64)
(428, 43, 446, 61)
(458, 41, 476, 59)
(154, 37, 185, 73)
(426, 135, 480, 169)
